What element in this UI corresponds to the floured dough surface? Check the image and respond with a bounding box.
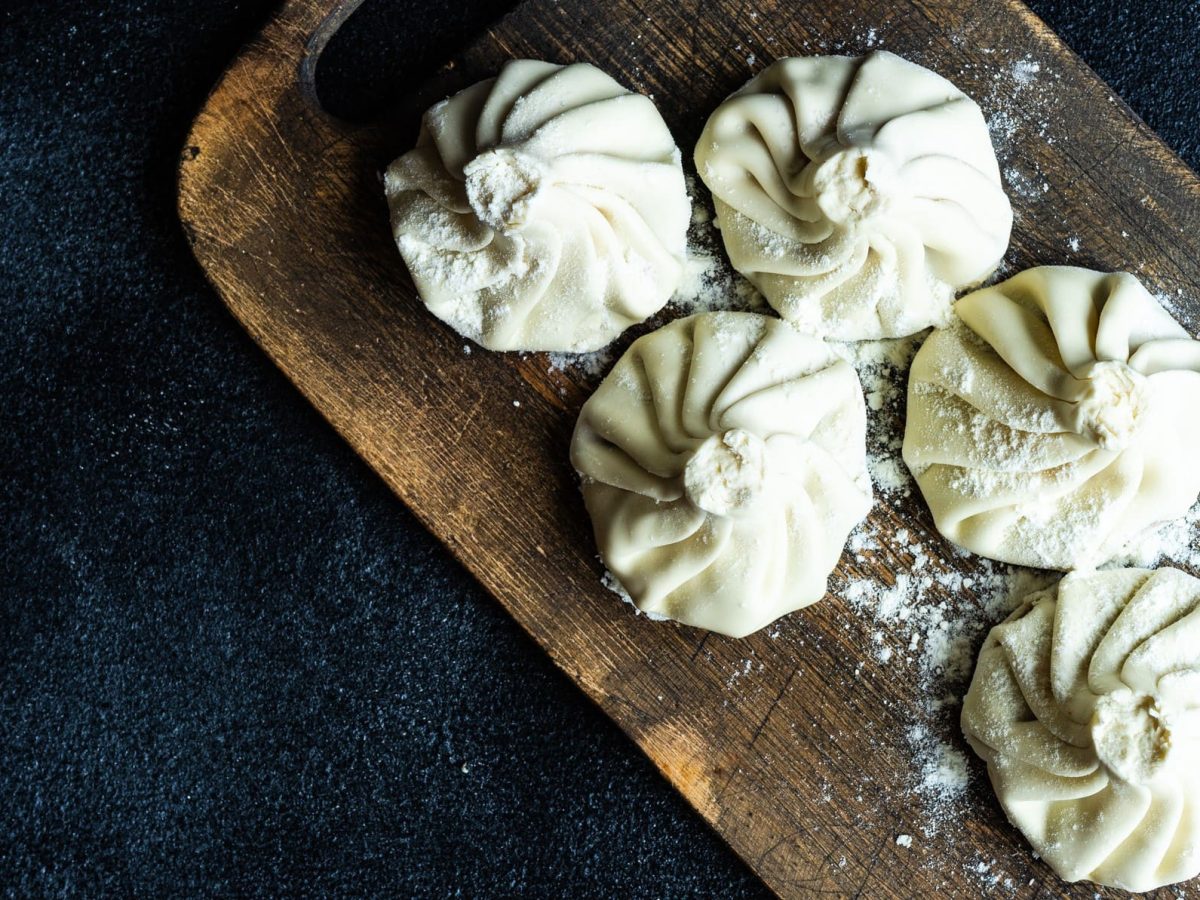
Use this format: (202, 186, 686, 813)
(570, 311, 872, 638)
(904, 266, 1200, 570)
(962, 567, 1200, 892)
(385, 59, 690, 352)
(693, 51, 1012, 340)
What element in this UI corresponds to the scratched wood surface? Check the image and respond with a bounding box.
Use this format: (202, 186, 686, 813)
(177, 0, 1200, 895)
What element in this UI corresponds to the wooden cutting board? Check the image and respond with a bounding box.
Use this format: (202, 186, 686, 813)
(177, 0, 1200, 895)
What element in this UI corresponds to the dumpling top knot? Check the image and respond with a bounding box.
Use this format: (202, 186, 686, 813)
(1090, 689, 1175, 785)
(682, 429, 770, 518)
(809, 147, 899, 225)
(463, 148, 547, 234)
(1072, 360, 1149, 451)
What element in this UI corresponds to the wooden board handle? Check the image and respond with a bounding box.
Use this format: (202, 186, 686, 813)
(177, 0, 370, 245)
(290, 0, 367, 115)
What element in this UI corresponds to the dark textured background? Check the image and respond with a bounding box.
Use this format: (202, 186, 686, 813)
(2, 0, 1198, 895)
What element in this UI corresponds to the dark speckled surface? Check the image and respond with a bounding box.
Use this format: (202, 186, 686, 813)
(2, 0, 1197, 895)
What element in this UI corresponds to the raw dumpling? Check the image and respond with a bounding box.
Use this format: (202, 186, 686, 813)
(904, 266, 1200, 570)
(384, 59, 690, 352)
(693, 51, 1012, 340)
(570, 311, 872, 637)
(962, 567, 1200, 891)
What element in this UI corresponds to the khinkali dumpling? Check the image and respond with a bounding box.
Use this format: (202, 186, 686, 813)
(384, 59, 690, 352)
(693, 51, 1012, 340)
(904, 266, 1200, 570)
(962, 567, 1200, 891)
(570, 311, 872, 638)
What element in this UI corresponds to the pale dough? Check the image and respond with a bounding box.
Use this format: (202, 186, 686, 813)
(385, 59, 691, 352)
(904, 266, 1200, 570)
(694, 51, 1012, 340)
(570, 311, 871, 637)
(963, 567, 1200, 891)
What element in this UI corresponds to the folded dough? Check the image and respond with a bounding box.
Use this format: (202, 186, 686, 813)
(694, 51, 1012, 340)
(904, 266, 1200, 570)
(962, 567, 1200, 891)
(385, 59, 690, 352)
(570, 311, 872, 637)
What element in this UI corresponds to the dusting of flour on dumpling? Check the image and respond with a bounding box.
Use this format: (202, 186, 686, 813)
(904, 266, 1200, 570)
(385, 60, 690, 353)
(571, 312, 871, 638)
(962, 568, 1200, 891)
(695, 51, 1012, 340)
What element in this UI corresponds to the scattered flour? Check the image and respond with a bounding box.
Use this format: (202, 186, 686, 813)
(963, 48, 1060, 216)
(726, 657, 762, 688)
(1010, 57, 1041, 87)
(831, 334, 924, 497)
(988, 111, 1018, 148)
(547, 346, 614, 380)
(839, 530, 1041, 844)
(910, 724, 971, 806)
(836, 536, 1025, 840)
(828, 331, 1000, 829)
(832, 322, 1200, 861)
(1108, 500, 1200, 571)
(1002, 165, 1050, 203)
(670, 178, 766, 317)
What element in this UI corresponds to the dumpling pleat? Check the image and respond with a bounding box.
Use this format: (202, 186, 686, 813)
(905, 266, 1200, 569)
(695, 51, 1010, 340)
(962, 569, 1200, 891)
(572, 312, 871, 637)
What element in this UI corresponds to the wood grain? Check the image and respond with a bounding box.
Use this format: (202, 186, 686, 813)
(177, 0, 1200, 895)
